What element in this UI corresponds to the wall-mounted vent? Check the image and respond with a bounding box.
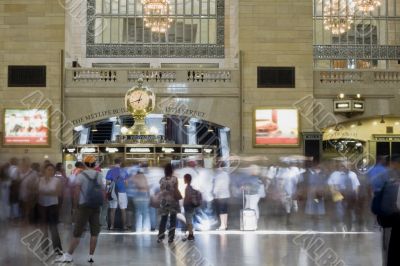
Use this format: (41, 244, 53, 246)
(257, 67, 295, 88)
(8, 66, 46, 87)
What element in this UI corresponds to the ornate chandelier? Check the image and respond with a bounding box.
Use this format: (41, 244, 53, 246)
(355, 0, 381, 13)
(323, 0, 355, 35)
(142, 0, 172, 33)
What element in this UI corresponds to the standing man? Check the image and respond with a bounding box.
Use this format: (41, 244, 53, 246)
(56, 155, 105, 263)
(106, 158, 128, 230)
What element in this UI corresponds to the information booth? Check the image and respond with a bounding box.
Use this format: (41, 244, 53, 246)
(63, 143, 217, 175)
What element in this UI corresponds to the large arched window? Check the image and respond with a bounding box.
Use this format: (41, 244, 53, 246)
(87, 0, 225, 58)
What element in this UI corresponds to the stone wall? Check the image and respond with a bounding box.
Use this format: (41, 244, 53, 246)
(0, 0, 65, 163)
(239, 0, 314, 161)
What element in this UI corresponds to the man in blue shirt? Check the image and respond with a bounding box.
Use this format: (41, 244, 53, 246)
(106, 158, 128, 230)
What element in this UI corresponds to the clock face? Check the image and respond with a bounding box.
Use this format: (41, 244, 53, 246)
(129, 90, 150, 111)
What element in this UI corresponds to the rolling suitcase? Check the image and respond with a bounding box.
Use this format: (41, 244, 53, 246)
(240, 189, 257, 231)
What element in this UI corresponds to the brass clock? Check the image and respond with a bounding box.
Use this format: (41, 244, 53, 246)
(124, 78, 156, 135)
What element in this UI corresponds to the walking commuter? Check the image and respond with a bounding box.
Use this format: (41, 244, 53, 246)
(157, 163, 181, 244)
(371, 155, 400, 266)
(147, 166, 163, 230)
(213, 162, 230, 230)
(68, 162, 85, 225)
(131, 167, 151, 232)
(0, 162, 11, 221)
(18, 157, 39, 225)
(303, 162, 326, 230)
(8, 157, 20, 219)
(38, 164, 63, 255)
(56, 155, 105, 263)
(328, 162, 360, 231)
(282, 162, 302, 225)
(368, 156, 389, 192)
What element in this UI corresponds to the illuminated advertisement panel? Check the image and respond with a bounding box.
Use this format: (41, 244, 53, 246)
(254, 108, 299, 146)
(3, 109, 50, 146)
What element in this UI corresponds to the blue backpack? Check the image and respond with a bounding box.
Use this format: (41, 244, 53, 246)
(371, 177, 400, 227)
(82, 172, 104, 208)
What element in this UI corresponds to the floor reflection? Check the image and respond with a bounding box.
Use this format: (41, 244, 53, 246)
(0, 224, 382, 266)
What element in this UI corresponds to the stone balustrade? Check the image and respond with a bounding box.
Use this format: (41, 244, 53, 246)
(317, 70, 400, 85)
(66, 68, 236, 86)
(315, 70, 400, 98)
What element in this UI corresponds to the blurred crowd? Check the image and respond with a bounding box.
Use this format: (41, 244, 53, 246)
(0, 156, 385, 233)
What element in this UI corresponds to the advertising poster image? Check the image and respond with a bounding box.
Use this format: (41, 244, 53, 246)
(3, 109, 49, 146)
(254, 109, 299, 146)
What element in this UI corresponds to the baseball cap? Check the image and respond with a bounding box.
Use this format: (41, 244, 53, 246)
(83, 155, 96, 164)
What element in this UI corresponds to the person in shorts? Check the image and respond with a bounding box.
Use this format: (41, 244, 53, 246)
(213, 162, 231, 230)
(106, 158, 128, 230)
(56, 155, 104, 264)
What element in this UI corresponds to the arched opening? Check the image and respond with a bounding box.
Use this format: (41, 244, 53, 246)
(67, 114, 231, 168)
(322, 116, 400, 165)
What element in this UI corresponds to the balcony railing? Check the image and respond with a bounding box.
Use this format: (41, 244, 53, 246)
(314, 69, 400, 96)
(67, 68, 236, 86)
(373, 71, 400, 83)
(317, 70, 400, 84)
(318, 71, 363, 84)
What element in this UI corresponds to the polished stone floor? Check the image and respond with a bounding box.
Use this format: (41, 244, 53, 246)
(0, 223, 383, 266)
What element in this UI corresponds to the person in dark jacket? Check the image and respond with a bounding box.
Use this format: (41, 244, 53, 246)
(157, 163, 181, 244)
(380, 155, 400, 266)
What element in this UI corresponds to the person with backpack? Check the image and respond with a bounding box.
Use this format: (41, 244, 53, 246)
(157, 163, 181, 244)
(371, 155, 400, 266)
(183, 174, 202, 241)
(56, 155, 105, 264)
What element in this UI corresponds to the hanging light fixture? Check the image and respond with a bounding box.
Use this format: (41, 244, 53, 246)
(115, 118, 120, 126)
(161, 117, 167, 124)
(323, 0, 355, 35)
(142, 0, 172, 33)
(355, 0, 381, 13)
(207, 125, 214, 132)
(184, 119, 190, 127)
(380, 115, 385, 124)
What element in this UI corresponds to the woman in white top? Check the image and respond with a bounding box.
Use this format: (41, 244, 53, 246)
(38, 164, 63, 254)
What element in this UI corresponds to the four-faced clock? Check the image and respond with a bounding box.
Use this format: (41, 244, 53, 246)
(123, 79, 156, 135)
(129, 90, 150, 111)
